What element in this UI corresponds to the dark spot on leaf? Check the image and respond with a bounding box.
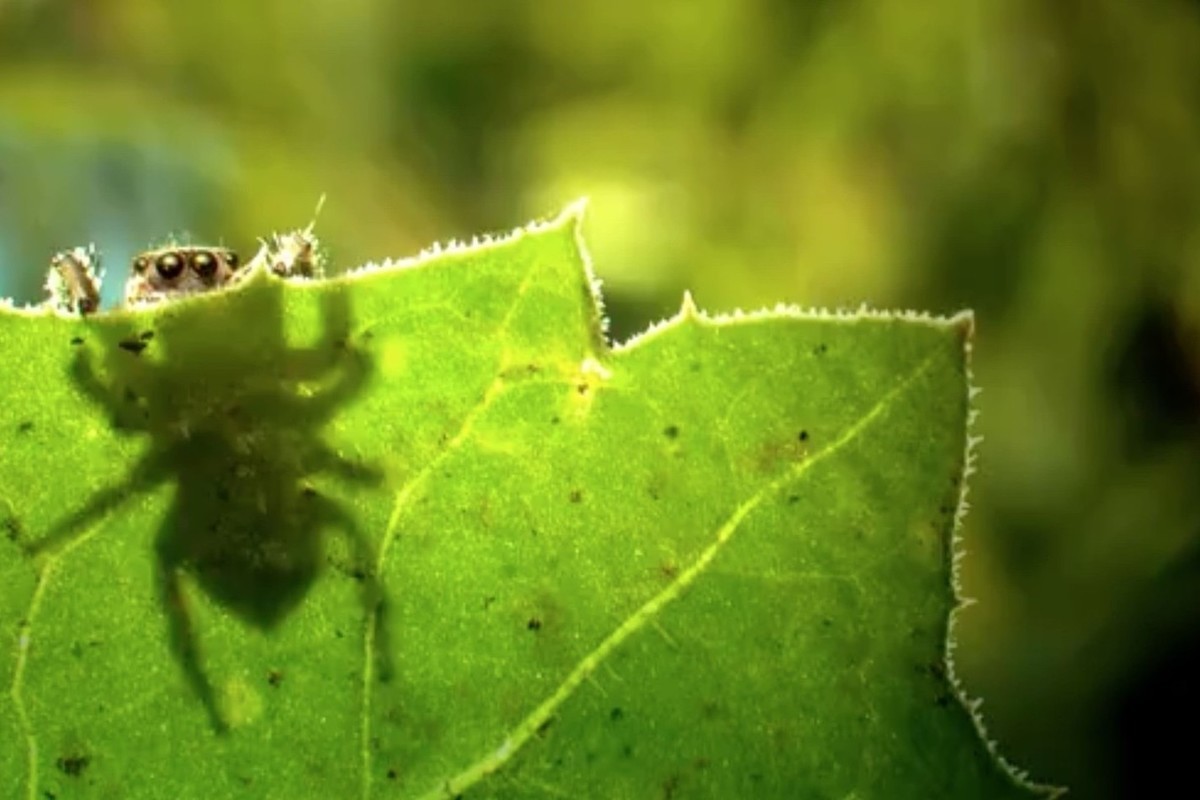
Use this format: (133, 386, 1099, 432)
(17, 421, 34, 433)
(483, 595, 496, 611)
(689, 361, 701, 372)
(335, 629, 344, 639)
(69, 336, 84, 346)
(623, 744, 634, 758)
(610, 707, 624, 721)
(267, 669, 283, 687)
(526, 363, 541, 374)
(118, 338, 147, 355)
(56, 754, 90, 777)
(568, 489, 583, 504)
(536, 716, 556, 737)
(44, 791, 57, 799)
(663, 425, 680, 439)
(814, 343, 828, 356)
(550, 416, 560, 425)
(387, 768, 398, 780)
(4, 515, 22, 542)
(798, 430, 808, 442)
(660, 562, 679, 580)
(139, 330, 155, 341)
(527, 617, 542, 631)
(936, 693, 953, 707)
(576, 383, 588, 395)
(821, 618, 832, 627)
(787, 494, 800, 504)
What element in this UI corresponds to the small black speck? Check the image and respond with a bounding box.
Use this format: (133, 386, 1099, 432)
(536, 716, 556, 737)
(138, 330, 155, 341)
(43, 792, 57, 800)
(118, 338, 147, 355)
(936, 693, 952, 707)
(69, 336, 84, 346)
(3, 516, 21, 542)
(663, 425, 680, 439)
(568, 489, 583, 504)
(56, 754, 90, 777)
(527, 617, 543, 631)
(483, 595, 496, 611)
(798, 430, 809, 442)
(387, 768, 398, 780)
(814, 343, 828, 356)
(610, 707, 624, 721)
(335, 629, 345, 639)
(17, 421, 34, 434)
(301, 485, 319, 498)
(268, 669, 283, 687)
(576, 383, 589, 395)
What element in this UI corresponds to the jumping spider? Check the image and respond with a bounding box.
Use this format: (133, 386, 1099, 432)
(29, 218, 390, 733)
(45, 212, 325, 312)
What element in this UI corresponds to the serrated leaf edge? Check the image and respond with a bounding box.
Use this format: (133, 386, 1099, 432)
(945, 322, 1068, 799)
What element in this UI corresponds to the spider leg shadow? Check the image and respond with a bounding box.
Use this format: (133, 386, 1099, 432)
(25, 451, 168, 559)
(157, 540, 229, 735)
(310, 491, 395, 684)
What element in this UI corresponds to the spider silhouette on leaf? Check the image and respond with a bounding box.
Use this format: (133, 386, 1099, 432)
(27, 270, 393, 733)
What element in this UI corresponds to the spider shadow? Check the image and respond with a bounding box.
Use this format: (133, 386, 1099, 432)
(27, 275, 393, 733)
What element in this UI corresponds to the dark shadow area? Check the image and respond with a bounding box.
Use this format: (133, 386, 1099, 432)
(25, 276, 392, 733)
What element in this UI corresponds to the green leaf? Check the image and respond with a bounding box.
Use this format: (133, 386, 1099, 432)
(0, 205, 1052, 798)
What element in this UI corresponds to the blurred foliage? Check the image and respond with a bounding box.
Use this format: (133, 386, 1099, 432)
(1, 0, 1198, 797)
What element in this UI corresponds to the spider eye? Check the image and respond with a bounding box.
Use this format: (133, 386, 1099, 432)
(133, 256, 150, 274)
(190, 250, 218, 278)
(155, 252, 185, 280)
(225, 250, 239, 269)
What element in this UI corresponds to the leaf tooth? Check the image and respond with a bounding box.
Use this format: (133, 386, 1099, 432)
(679, 290, 700, 319)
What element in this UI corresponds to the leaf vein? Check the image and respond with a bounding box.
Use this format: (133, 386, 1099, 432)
(414, 350, 942, 799)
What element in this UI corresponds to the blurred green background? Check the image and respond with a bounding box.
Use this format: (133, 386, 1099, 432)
(2, 1, 1198, 797)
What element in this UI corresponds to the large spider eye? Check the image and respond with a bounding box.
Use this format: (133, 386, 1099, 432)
(155, 252, 185, 280)
(133, 256, 150, 274)
(190, 250, 218, 278)
(224, 249, 239, 269)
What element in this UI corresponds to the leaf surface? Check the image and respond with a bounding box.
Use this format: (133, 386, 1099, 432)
(0, 207, 1045, 798)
